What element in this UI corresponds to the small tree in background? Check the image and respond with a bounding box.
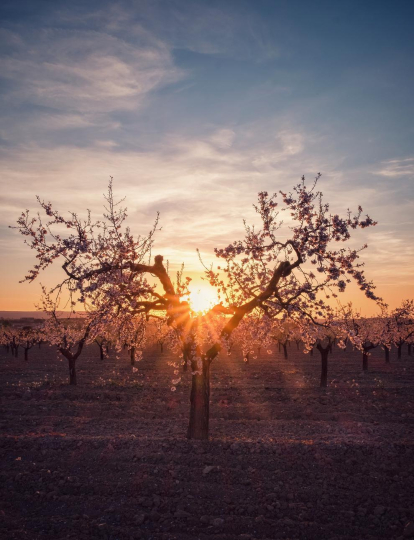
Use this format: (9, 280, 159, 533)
(272, 322, 296, 359)
(232, 313, 273, 364)
(39, 294, 100, 385)
(19, 326, 39, 361)
(341, 304, 383, 371)
(153, 317, 169, 353)
(389, 300, 414, 359)
(94, 336, 109, 360)
(0, 325, 17, 356)
(374, 306, 394, 363)
(119, 313, 147, 366)
(300, 315, 346, 388)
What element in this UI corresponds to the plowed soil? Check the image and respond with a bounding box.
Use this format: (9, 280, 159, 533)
(1, 343, 414, 540)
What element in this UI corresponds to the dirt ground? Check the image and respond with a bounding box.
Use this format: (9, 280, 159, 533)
(1, 342, 414, 540)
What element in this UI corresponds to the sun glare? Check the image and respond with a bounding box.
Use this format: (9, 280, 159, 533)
(188, 285, 219, 314)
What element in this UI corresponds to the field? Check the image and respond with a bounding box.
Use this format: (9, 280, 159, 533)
(1, 343, 414, 540)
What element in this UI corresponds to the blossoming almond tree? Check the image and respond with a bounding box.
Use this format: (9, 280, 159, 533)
(299, 314, 346, 387)
(340, 304, 384, 371)
(231, 313, 273, 364)
(14, 175, 380, 439)
(373, 306, 394, 363)
(389, 300, 414, 359)
(152, 317, 169, 353)
(118, 312, 147, 366)
(94, 335, 109, 360)
(38, 293, 102, 385)
(18, 326, 40, 361)
(0, 326, 19, 357)
(272, 322, 295, 359)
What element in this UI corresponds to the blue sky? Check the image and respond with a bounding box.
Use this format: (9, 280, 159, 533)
(1, 0, 413, 311)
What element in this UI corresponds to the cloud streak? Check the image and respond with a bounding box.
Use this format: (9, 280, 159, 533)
(0, 26, 183, 116)
(374, 158, 414, 178)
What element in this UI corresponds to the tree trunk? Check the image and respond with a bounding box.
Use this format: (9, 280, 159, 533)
(160, 342, 164, 353)
(24, 348, 28, 361)
(182, 347, 189, 372)
(408, 344, 412, 356)
(187, 359, 210, 440)
(384, 345, 390, 363)
(363, 351, 368, 371)
(96, 343, 104, 360)
(320, 349, 329, 388)
(283, 343, 288, 359)
(130, 347, 135, 366)
(69, 359, 77, 385)
(398, 344, 402, 359)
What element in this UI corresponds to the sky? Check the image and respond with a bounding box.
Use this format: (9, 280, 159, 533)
(0, 0, 413, 313)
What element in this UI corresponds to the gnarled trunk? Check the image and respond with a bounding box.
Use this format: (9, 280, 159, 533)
(187, 359, 210, 440)
(398, 344, 402, 359)
(320, 349, 329, 388)
(384, 345, 390, 363)
(283, 343, 288, 359)
(130, 347, 135, 366)
(317, 343, 329, 388)
(24, 348, 29, 362)
(69, 359, 77, 385)
(182, 346, 190, 372)
(363, 352, 368, 371)
(96, 342, 104, 360)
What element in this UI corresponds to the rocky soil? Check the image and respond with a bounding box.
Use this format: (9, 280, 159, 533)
(1, 343, 414, 539)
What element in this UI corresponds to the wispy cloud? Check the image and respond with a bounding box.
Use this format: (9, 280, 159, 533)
(0, 25, 183, 115)
(374, 157, 414, 177)
(95, 2, 280, 61)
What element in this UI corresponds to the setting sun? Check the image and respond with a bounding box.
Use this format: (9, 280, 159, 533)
(187, 285, 219, 314)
